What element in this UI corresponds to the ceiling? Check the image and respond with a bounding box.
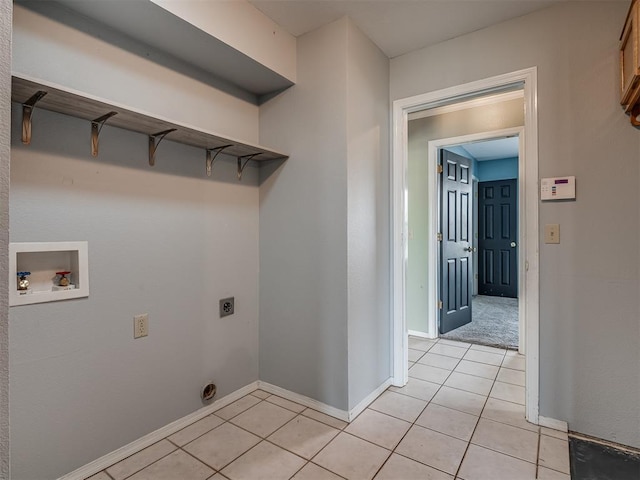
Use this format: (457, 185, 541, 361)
(41, 0, 628, 99)
(457, 137, 519, 161)
(249, 0, 626, 58)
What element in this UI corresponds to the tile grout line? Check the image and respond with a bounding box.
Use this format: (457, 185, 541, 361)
(97, 338, 535, 480)
(386, 337, 473, 478)
(395, 376, 535, 437)
(214, 405, 346, 479)
(535, 426, 542, 479)
(369, 369, 458, 480)
(116, 441, 179, 480)
(452, 372, 494, 479)
(178, 444, 223, 477)
(307, 460, 349, 480)
(355, 340, 467, 478)
(299, 409, 348, 431)
(440, 340, 537, 474)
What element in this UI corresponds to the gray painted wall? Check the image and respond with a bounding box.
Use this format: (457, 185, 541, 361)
(259, 18, 350, 410)
(393, 1, 640, 448)
(10, 7, 262, 479)
(13, 4, 259, 142)
(259, 17, 391, 412)
(407, 99, 524, 333)
(0, 1, 11, 478)
(10, 109, 260, 480)
(346, 19, 391, 410)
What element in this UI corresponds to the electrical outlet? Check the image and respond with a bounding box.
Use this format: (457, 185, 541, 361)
(134, 314, 148, 338)
(219, 297, 234, 318)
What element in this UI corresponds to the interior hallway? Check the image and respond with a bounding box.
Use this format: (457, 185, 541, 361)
(83, 337, 569, 480)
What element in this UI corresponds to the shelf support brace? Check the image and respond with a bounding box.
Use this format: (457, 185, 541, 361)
(148, 129, 177, 166)
(631, 104, 640, 127)
(90, 112, 118, 157)
(237, 153, 260, 181)
(206, 145, 233, 177)
(21, 91, 47, 145)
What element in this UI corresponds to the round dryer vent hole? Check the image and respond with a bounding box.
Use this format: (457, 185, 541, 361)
(201, 383, 217, 401)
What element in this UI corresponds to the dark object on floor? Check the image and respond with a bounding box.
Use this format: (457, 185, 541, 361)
(440, 295, 518, 349)
(570, 435, 640, 480)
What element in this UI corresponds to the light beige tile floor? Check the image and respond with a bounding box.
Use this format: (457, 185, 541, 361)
(86, 338, 571, 480)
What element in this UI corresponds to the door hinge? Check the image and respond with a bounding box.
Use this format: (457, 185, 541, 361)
(437, 164, 443, 174)
(438, 300, 443, 309)
(437, 232, 443, 241)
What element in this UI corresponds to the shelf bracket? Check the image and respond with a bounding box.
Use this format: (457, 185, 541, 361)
(21, 90, 47, 145)
(90, 112, 118, 157)
(148, 129, 177, 166)
(631, 104, 640, 128)
(206, 145, 233, 177)
(237, 153, 261, 181)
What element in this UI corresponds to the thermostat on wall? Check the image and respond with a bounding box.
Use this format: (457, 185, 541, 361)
(541, 176, 576, 201)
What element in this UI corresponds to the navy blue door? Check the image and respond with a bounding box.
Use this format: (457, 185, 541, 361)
(478, 179, 518, 298)
(440, 150, 473, 334)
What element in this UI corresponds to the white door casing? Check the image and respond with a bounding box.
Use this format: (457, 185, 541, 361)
(391, 67, 539, 424)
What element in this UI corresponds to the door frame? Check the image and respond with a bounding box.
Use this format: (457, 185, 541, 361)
(391, 67, 540, 424)
(429, 128, 524, 353)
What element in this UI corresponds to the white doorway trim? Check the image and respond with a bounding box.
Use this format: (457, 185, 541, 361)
(391, 67, 539, 424)
(426, 128, 524, 353)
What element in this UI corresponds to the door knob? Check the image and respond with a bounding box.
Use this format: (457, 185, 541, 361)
(463, 247, 474, 252)
(510, 242, 517, 248)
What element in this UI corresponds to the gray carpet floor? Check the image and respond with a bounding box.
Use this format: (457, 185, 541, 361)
(441, 295, 518, 349)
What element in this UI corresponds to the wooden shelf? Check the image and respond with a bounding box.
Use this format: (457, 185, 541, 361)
(54, 0, 295, 97)
(11, 74, 288, 176)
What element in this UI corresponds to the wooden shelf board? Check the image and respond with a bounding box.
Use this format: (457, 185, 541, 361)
(11, 74, 288, 162)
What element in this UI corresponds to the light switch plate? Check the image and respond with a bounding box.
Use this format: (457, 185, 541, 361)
(544, 224, 560, 244)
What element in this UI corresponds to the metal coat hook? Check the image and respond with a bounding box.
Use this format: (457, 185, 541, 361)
(206, 145, 233, 177)
(90, 112, 118, 157)
(237, 153, 260, 181)
(148, 128, 177, 166)
(21, 90, 47, 145)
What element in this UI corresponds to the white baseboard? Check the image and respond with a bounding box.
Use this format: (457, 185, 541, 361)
(258, 379, 392, 423)
(60, 378, 393, 480)
(347, 378, 392, 421)
(59, 381, 259, 480)
(257, 381, 349, 422)
(539, 415, 568, 432)
(408, 329, 436, 340)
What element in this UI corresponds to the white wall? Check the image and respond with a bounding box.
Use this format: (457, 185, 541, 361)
(392, 1, 640, 448)
(407, 99, 524, 333)
(0, 1, 11, 478)
(346, 19, 391, 410)
(259, 17, 391, 412)
(10, 6, 262, 479)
